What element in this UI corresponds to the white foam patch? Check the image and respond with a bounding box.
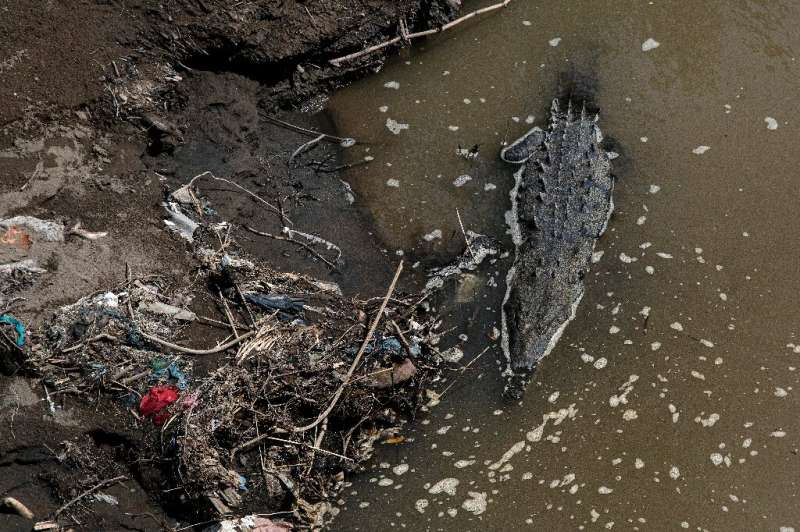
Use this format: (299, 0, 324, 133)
(385, 118, 409, 134)
(386, 178, 400, 187)
(642, 38, 660, 51)
(383, 81, 400, 89)
(695, 413, 720, 427)
(461, 491, 487, 515)
(765, 117, 778, 130)
(393, 463, 409, 475)
(692, 145, 710, 154)
(429, 478, 460, 496)
(622, 409, 638, 421)
(453, 174, 472, 187)
(549, 37, 562, 47)
(423, 229, 442, 241)
(488, 441, 525, 471)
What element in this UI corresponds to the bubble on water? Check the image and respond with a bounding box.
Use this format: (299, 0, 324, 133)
(695, 413, 719, 427)
(386, 178, 400, 187)
(635, 458, 645, 469)
(640, 136, 649, 143)
(484, 183, 497, 191)
(393, 463, 409, 475)
(619, 252, 637, 263)
(623, 409, 638, 421)
(385, 118, 409, 134)
(378, 105, 388, 113)
(649, 184, 661, 194)
(637, 215, 647, 225)
(645, 265, 655, 275)
(670, 322, 684, 331)
(651, 341, 661, 351)
(415, 498, 429, 513)
(453, 174, 472, 187)
(549, 37, 562, 47)
(423, 229, 442, 241)
(594, 357, 608, 369)
(692, 145, 710, 154)
(609, 326, 620, 335)
(598, 486, 614, 494)
(710, 453, 724, 466)
(448, 125, 460, 131)
(669, 466, 680, 479)
(522, 20, 532, 26)
(378, 477, 394, 486)
(384, 81, 400, 89)
(641, 38, 660, 51)
(463, 98, 471, 104)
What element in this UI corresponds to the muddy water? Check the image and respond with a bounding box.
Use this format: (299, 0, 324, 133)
(327, 1, 800, 530)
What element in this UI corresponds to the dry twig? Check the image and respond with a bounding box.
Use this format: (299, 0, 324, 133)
(290, 261, 403, 432)
(329, 0, 514, 66)
(54, 475, 127, 517)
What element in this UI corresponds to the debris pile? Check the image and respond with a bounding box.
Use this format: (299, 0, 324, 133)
(27, 225, 445, 527)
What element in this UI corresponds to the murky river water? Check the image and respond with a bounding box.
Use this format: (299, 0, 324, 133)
(327, 1, 800, 530)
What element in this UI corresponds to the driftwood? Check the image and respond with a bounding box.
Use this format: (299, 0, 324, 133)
(329, 0, 514, 66)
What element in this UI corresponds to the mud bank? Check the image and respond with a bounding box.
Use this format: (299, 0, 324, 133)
(0, 1, 464, 530)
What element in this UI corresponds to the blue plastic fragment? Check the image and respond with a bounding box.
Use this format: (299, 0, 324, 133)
(380, 337, 402, 355)
(0, 315, 26, 346)
(149, 360, 189, 390)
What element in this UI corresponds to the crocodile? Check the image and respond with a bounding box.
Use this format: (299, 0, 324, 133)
(500, 99, 614, 399)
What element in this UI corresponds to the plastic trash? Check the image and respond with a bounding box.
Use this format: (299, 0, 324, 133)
(139, 385, 180, 424)
(150, 359, 189, 390)
(245, 293, 306, 321)
(0, 315, 26, 346)
(379, 337, 402, 356)
(0, 216, 65, 242)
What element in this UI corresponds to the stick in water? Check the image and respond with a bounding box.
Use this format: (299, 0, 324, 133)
(329, 0, 514, 66)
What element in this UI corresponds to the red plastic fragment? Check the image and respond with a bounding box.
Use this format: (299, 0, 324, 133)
(139, 385, 179, 424)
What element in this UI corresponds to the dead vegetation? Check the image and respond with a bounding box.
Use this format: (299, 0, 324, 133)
(25, 211, 446, 528)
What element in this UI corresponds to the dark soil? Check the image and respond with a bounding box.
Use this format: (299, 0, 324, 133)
(0, 1, 461, 530)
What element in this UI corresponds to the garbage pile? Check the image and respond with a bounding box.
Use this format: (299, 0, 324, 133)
(26, 228, 445, 528)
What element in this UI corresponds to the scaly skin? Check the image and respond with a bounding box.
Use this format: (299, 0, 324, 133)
(500, 99, 614, 399)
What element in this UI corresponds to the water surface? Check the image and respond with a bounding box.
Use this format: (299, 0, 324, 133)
(328, 1, 800, 529)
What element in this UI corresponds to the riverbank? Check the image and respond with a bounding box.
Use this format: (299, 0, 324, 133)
(0, 1, 464, 530)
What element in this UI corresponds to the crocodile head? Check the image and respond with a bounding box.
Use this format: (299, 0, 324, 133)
(500, 126, 546, 164)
